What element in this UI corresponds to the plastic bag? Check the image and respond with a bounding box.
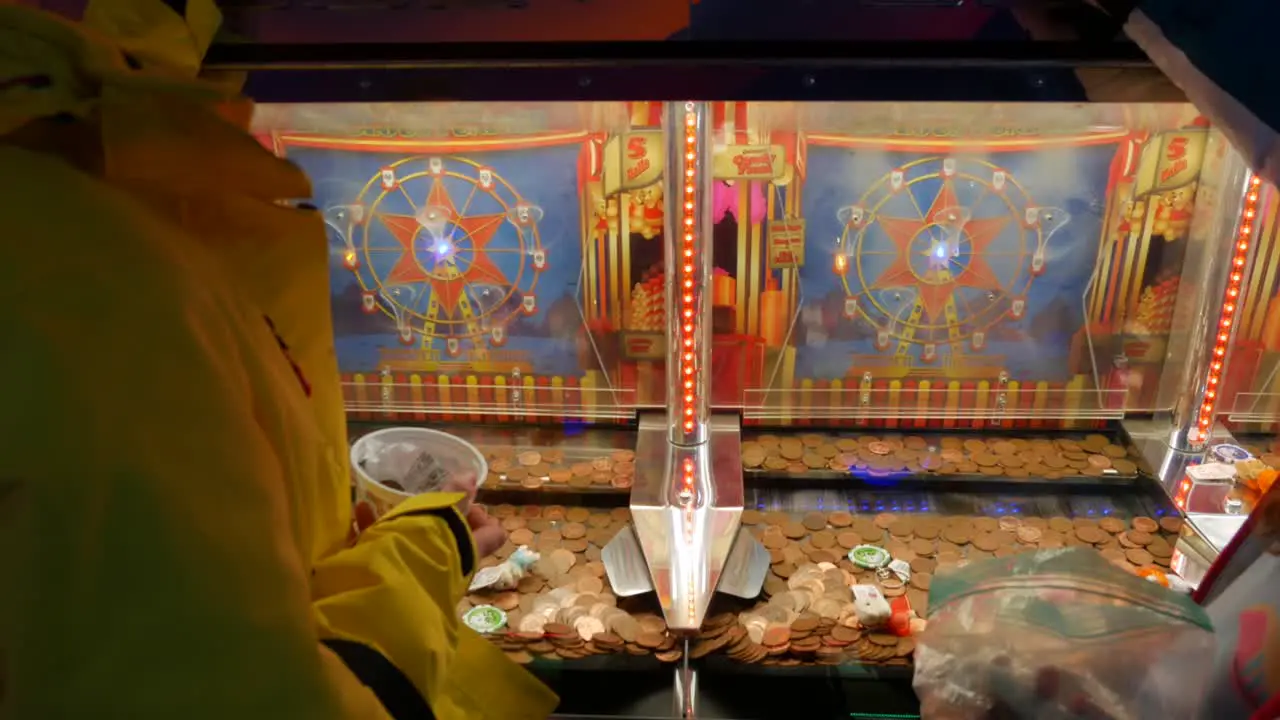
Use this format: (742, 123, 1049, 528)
(913, 548, 1213, 720)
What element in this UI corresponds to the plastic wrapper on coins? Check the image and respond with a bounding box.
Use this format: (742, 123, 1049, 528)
(912, 548, 1212, 720)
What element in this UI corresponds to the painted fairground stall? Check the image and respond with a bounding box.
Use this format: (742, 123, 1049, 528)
(253, 102, 677, 423)
(698, 103, 1224, 433)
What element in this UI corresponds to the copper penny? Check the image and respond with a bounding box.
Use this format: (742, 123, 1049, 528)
(997, 517, 1022, 532)
(914, 522, 942, 540)
(636, 632, 666, 649)
(972, 533, 1000, 552)
(1125, 548, 1154, 566)
(867, 441, 892, 456)
(909, 538, 935, 556)
(874, 513, 898, 529)
(517, 451, 542, 466)
(972, 517, 999, 533)
(1111, 458, 1138, 474)
(811, 531, 837, 549)
(1098, 517, 1126, 534)
(1075, 527, 1106, 545)
(1132, 517, 1159, 534)
(828, 511, 854, 528)
(1086, 454, 1112, 469)
(1125, 530, 1154, 546)
(1016, 526, 1042, 544)
(1147, 538, 1173, 558)
(782, 522, 808, 539)
(803, 512, 828, 531)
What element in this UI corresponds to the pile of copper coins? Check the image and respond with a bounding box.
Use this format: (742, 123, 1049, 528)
(481, 447, 636, 491)
(741, 433, 1141, 478)
(688, 508, 1185, 667)
(462, 505, 681, 664)
(693, 571, 916, 666)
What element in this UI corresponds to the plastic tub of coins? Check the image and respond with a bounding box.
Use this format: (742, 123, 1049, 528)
(350, 427, 488, 521)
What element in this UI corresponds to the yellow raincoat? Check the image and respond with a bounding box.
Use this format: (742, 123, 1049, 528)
(0, 2, 556, 718)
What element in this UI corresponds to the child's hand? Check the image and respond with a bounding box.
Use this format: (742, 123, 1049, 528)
(442, 472, 505, 557)
(441, 472, 480, 514)
(464, 504, 506, 558)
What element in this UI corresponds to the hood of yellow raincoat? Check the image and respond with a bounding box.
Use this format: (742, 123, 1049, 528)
(0, 0, 309, 202)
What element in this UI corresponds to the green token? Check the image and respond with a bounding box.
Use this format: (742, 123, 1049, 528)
(849, 544, 891, 569)
(463, 605, 507, 634)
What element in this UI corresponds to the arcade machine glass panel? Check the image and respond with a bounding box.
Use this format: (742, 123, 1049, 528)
(250, 101, 684, 717)
(713, 102, 1229, 431)
(687, 101, 1249, 714)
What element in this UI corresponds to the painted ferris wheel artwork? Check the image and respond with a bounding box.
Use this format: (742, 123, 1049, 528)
(830, 155, 1072, 367)
(327, 155, 547, 358)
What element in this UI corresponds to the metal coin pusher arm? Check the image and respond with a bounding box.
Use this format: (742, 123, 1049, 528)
(601, 103, 769, 632)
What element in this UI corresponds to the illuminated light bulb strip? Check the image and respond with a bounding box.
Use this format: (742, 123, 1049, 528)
(1192, 174, 1262, 445)
(680, 106, 699, 437)
(666, 101, 707, 447)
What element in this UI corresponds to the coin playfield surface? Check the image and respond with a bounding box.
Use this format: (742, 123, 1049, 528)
(464, 501, 1184, 670)
(740, 431, 1143, 481)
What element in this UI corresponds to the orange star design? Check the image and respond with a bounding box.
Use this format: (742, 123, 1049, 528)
(377, 176, 509, 312)
(867, 178, 1010, 321)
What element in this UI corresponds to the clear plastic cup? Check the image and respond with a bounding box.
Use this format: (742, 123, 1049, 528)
(350, 427, 487, 521)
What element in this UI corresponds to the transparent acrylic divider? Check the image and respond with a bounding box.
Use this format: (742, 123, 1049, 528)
(340, 375, 642, 421)
(742, 385, 1129, 422)
(1226, 392, 1280, 424)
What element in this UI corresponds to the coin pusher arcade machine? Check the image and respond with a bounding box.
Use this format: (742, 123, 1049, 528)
(212, 0, 1280, 715)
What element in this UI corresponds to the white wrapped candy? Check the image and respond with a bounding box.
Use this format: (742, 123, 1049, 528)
(469, 546, 540, 591)
(852, 584, 892, 628)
